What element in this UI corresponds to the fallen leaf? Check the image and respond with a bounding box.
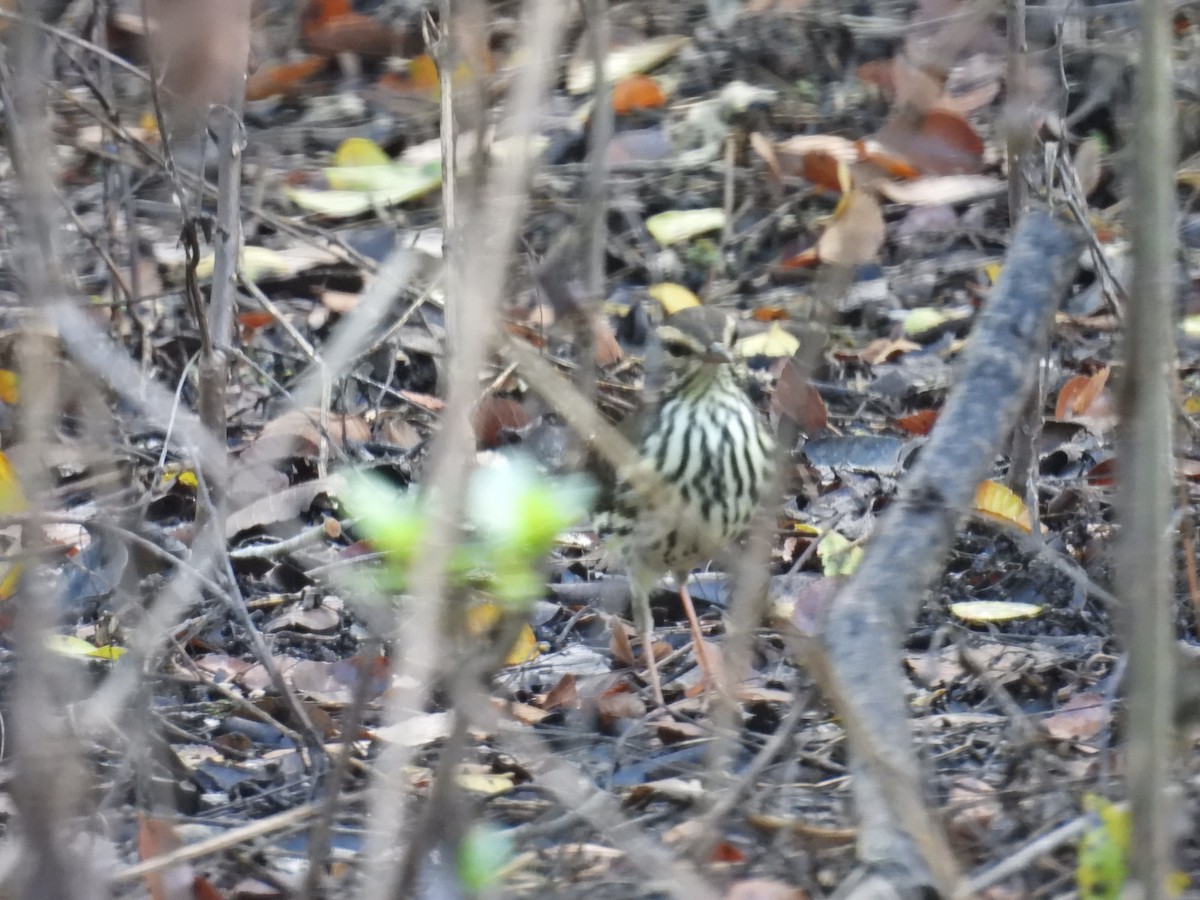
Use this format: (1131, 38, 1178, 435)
(647, 282, 702, 314)
(612, 74, 667, 114)
(646, 208, 726, 246)
(816, 190, 885, 267)
(566, 34, 689, 94)
(948, 600, 1044, 623)
(1043, 692, 1109, 742)
(724, 878, 808, 899)
(974, 480, 1033, 533)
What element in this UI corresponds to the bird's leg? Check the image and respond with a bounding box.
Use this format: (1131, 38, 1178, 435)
(679, 578, 716, 693)
(632, 580, 666, 708)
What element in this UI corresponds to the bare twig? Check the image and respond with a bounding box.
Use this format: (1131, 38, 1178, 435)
(1119, 0, 1179, 891)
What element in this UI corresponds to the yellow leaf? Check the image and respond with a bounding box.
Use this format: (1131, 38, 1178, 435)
(333, 137, 392, 168)
(974, 480, 1032, 533)
(46, 634, 125, 660)
(646, 283, 701, 314)
(0, 370, 19, 405)
(0, 561, 20, 600)
(903, 307, 952, 338)
(737, 323, 800, 358)
(0, 451, 25, 515)
(466, 601, 500, 636)
(457, 771, 515, 795)
(503, 623, 540, 666)
(949, 600, 1043, 623)
(818, 531, 862, 577)
(645, 208, 725, 246)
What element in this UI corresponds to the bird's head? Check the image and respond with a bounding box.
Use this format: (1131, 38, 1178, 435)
(656, 307, 739, 385)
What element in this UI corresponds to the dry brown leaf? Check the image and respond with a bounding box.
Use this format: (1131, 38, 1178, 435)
(473, 396, 529, 448)
(724, 879, 808, 900)
(596, 685, 647, 720)
(243, 409, 371, 464)
(537, 673, 579, 711)
(816, 190, 885, 267)
(138, 815, 193, 900)
(877, 174, 1005, 206)
(771, 359, 828, 433)
(945, 776, 1001, 847)
(593, 317, 624, 366)
(151, 0, 252, 135)
(1073, 136, 1104, 198)
(1043, 691, 1109, 742)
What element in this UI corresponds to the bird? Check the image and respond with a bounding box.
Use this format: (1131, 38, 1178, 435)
(595, 306, 776, 706)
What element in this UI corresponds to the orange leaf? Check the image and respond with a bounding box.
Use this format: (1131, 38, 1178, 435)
(856, 140, 921, 180)
(800, 151, 844, 193)
(301, 0, 352, 38)
(138, 815, 189, 900)
(407, 53, 439, 91)
(236, 311, 274, 330)
(245, 55, 327, 100)
(921, 109, 984, 160)
(1055, 368, 1110, 419)
(612, 75, 666, 114)
(896, 409, 938, 435)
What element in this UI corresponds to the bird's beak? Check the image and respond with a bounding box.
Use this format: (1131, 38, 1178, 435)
(703, 343, 736, 364)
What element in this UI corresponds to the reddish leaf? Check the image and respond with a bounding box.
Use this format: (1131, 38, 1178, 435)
(192, 876, 226, 900)
(245, 55, 328, 101)
(751, 305, 790, 322)
(612, 74, 667, 114)
(875, 109, 985, 176)
(709, 841, 746, 863)
(896, 409, 938, 435)
(800, 151, 844, 192)
(1086, 457, 1117, 486)
(138, 815, 191, 900)
(538, 674, 578, 711)
(304, 14, 406, 57)
(771, 360, 828, 434)
(473, 396, 529, 448)
(301, 0, 352, 38)
(1055, 368, 1110, 419)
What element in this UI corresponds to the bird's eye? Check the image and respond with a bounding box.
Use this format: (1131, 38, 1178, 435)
(664, 342, 692, 357)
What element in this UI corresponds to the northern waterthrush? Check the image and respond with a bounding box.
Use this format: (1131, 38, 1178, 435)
(597, 306, 775, 705)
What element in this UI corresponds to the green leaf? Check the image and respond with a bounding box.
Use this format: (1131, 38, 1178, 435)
(818, 531, 862, 577)
(1077, 795, 1129, 900)
(342, 472, 425, 565)
(469, 456, 594, 559)
(458, 824, 513, 892)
